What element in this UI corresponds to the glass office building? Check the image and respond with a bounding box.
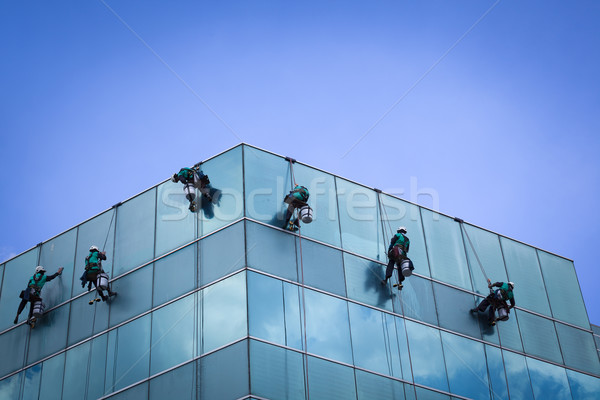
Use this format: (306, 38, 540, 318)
(0, 143, 598, 399)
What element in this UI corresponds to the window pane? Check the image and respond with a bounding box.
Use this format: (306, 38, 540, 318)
(22, 363, 42, 400)
(355, 369, 406, 400)
(566, 368, 600, 400)
(284, 282, 303, 350)
(393, 275, 438, 326)
(114, 188, 156, 276)
(517, 310, 563, 364)
(27, 302, 69, 365)
(248, 271, 285, 345)
(555, 322, 600, 375)
(106, 314, 151, 392)
(199, 340, 249, 400)
(381, 194, 431, 277)
(307, 356, 357, 400)
(348, 303, 403, 378)
(0, 324, 28, 378)
(496, 309, 523, 352)
(502, 350, 534, 400)
(73, 209, 116, 296)
(39, 228, 77, 305)
(405, 320, 449, 393)
(88, 334, 109, 400)
(526, 357, 571, 400)
(67, 293, 109, 346)
(154, 245, 196, 307)
(0, 248, 39, 331)
(337, 178, 383, 261)
(200, 272, 247, 354)
(39, 353, 65, 400)
(155, 180, 196, 257)
(151, 294, 195, 375)
(149, 362, 195, 400)
(538, 250, 589, 328)
(414, 387, 451, 399)
(62, 341, 91, 400)
(249, 340, 305, 400)
(298, 239, 345, 297)
(198, 221, 245, 286)
(433, 282, 481, 339)
(344, 253, 392, 311)
(109, 264, 153, 327)
(246, 221, 298, 282)
(462, 224, 508, 296)
(304, 288, 353, 364)
(484, 344, 508, 400)
(106, 382, 148, 400)
(421, 210, 472, 291)
(0, 372, 22, 400)
(440, 331, 489, 400)
(500, 237, 550, 316)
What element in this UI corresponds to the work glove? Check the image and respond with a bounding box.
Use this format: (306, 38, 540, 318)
(58, 267, 64, 275)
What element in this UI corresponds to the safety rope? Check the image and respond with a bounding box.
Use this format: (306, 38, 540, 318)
(456, 219, 490, 283)
(102, 208, 117, 252)
(84, 301, 98, 399)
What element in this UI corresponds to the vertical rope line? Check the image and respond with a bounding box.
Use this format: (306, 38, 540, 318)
(458, 221, 489, 283)
(398, 300, 418, 399)
(84, 303, 98, 399)
(102, 209, 116, 252)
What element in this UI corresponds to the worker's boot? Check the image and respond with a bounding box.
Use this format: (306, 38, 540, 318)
(13, 316, 18, 324)
(189, 201, 196, 212)
(393, 283, 403, 290)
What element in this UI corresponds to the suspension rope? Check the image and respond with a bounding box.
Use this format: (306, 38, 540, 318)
(456, 218, 490, 284)
(102, 208, 117, 252)
(84, 301, 99, 399)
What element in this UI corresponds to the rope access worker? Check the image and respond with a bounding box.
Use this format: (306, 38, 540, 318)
(382, 227, 412, 290)
(80, 245, 116, 303)
(14, 265, 63, 327)
(282, 185, 309, 231)
(171, 167, 211, 212)
(471, 281, 515, 326)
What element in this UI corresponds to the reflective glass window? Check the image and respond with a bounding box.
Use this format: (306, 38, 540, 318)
(149, 361, 195, 400)
(0, 248, 39, 332)
(0, 372, 22, 400)
(538, 250, 589, 328)
(87, 334, 109, 400)
(405, 320, 449, 393)
(73, 209, 116, 296)
(197, 145, 244, 237)
(307, 356, 357, 400)
(150, 294, 195, 375)
(284, 282, 303, 350)
(198, 221, 245, 286)
(348, 303, 402, 378)
(39, 228, 76, 305)
(414, 387, 451, 399)
(344, 253, 392, 311)
(555, 322, 600, 375)
(246, 221, 298, 282)
(381, 194, 431, 277)
(39, 353, 65, 400)
(109, 264, 153, 327)
(304, 288, 353, 364)
(517, 310, 563, 364)
(496, 309, 523, 352)
(500, 237, 551, 315)
(27, 302, 69, 365)
(248, 271, 285, 345)
(502, 350, 534, 400)
(355, 369, 406, 400)
(249, 340, 305, 400)
(67, 293, 109, 346)
(420, 210, 472, 291)
(392, 275, 438, 326)
(0, 324, 28, 378)
(337, 178, 383, 261)
(114, 188, 156, 276)
(153, 244, 196, 307)
(62, 341, 91, 400)
(21, 363, 41, 400)
(155, 180, 196, 257)
(461, 224, 508, 296)
(106, 382, 148, 399)
(433, 282, 481, 339)
(199, 271, 247, 354)
(291, 163, 341, 247)
(105, 314, 151, 392)
(566, 368, 600, 400)
(199, 340, 249, 400)
(298, 239, 345, 297)
(440, 331, 489, 400)
(526, 357, 572, 400)
(484, 344, 508, 400)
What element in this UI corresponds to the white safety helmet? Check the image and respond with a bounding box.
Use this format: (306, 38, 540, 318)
(508, 282, 515, 289)
(90, 245, 99, 252)
(35, 266, 46, 274)
(398, 226, 407, 233)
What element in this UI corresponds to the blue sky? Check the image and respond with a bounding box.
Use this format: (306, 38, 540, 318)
(1, 1, 599, 323)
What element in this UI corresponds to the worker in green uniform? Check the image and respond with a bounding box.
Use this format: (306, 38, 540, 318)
(81, 245, 116, 303)
(282, 185, 309, 231)
(382, 227, 412, 290)
(14, 265, 63, 327)
(171, 167, 211, 212)
(472, 281, 515, 325)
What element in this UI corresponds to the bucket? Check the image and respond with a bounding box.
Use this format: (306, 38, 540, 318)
(496, 306, 509, 321)
(299, 206, 313, 224)
(184, 183, 195, 197)
(97, 273, 109, 291)
(32, 301, 45, 318)
(400, 259, 413, 277)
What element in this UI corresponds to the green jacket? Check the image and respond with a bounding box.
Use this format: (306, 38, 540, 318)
(29, 273, 47, 290)
(389, 233, 410, 256)
(291, 185, 309, 202)
(85, 250, 106, 272)
(177, 168, 195, 181)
